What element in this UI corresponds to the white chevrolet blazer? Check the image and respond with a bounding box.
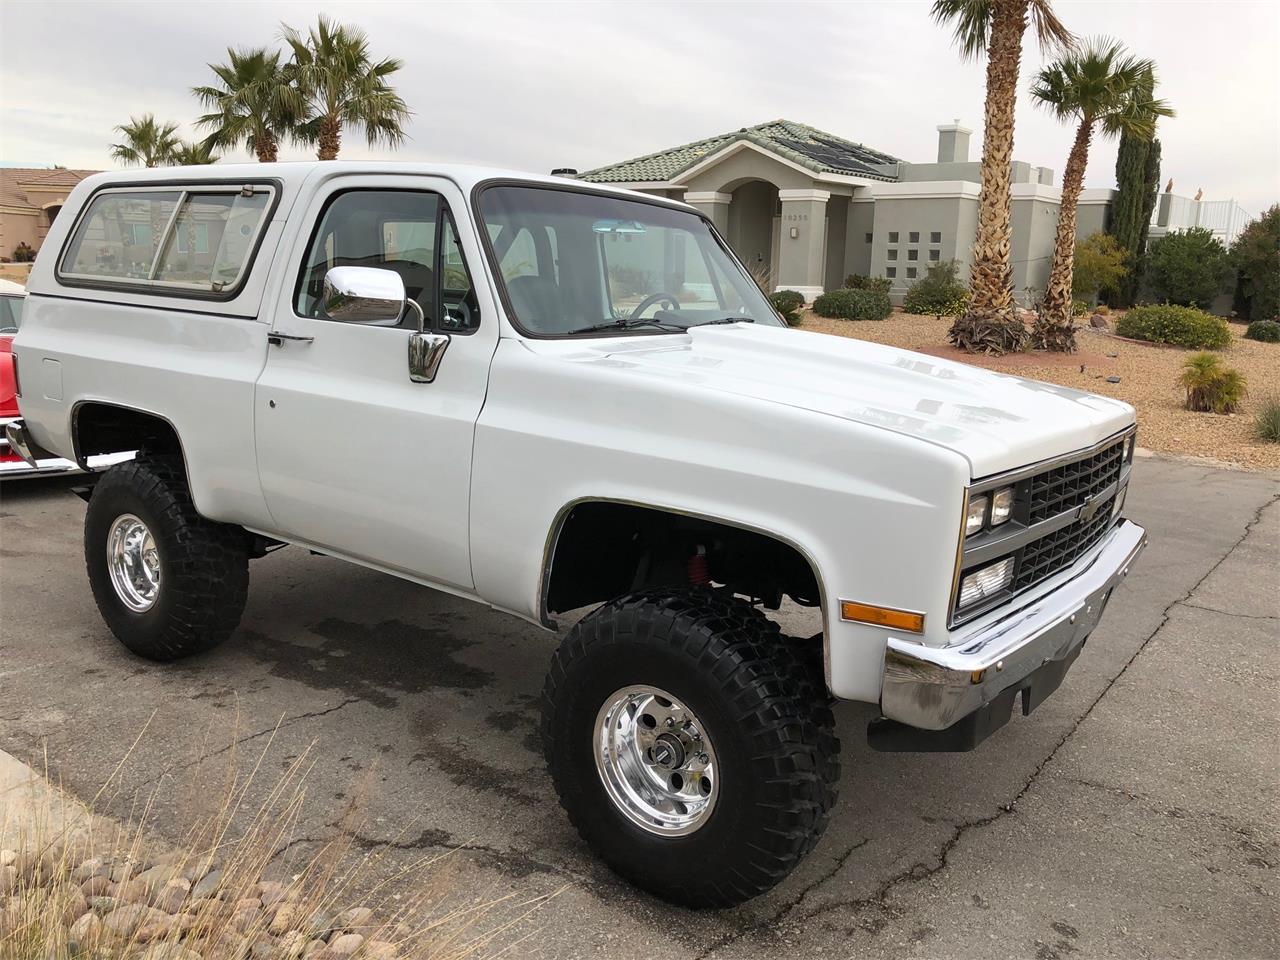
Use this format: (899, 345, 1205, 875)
(7, 163, 1146, 907)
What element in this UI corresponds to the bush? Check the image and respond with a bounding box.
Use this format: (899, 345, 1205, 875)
(844, 274, 892, 295)
(1148, 228, 1233, 308)
(812, 287, 892, 321)
(1256, 398, 1280, 442)
(12, 241, 35, 262)
(1072, 232, 1129, 302)
(1115, 304, 1233, 350)
(1244, 319, 1280, 343)
(1230, 204, 1280, 321)
(768, 289, 805, 326)
(902, 259, 969, 317)
(1179, 352, 1247, 413)
(1073, 299, 1090, 317)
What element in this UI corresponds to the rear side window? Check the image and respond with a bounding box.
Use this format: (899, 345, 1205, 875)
(59, 185, 274, 298)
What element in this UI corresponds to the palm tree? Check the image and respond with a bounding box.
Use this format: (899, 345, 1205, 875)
(108, 114, 181, 167)
(282, 16, 410, 161)
(931, 0, 1074, 354)
(1031, 40, 1174, 350)
(193, 47, 301, 163)
(171, 140, 220, 165)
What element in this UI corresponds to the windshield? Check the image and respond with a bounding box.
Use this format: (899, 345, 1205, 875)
(478, 185, 783, 337)
(0, 295, 23, 335)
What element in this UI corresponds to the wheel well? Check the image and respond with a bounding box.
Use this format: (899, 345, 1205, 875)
(75, 403, 183, 464)
(545, 501, 822, 616)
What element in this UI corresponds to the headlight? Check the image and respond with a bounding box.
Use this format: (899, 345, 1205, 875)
(965, 495, 988, 536)
(990, 486, 1014, 526)
(957, 557, 1015, 608)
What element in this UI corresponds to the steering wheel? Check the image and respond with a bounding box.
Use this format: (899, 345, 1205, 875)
(629, 292, 682, 318)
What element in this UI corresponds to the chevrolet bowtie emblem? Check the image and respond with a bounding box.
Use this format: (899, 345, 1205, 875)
(1078, 494, 1104, 522)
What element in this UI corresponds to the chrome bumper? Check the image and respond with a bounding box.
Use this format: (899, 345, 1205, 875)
(881, 519, 1147, 732)
(1, 417, 133, 478)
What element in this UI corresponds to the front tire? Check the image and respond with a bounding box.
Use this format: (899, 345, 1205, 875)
(85, 455, 248, 661)
(540, 588, 839, 908)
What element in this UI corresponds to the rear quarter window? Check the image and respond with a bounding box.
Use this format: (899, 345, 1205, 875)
(59, 185, 275, 299)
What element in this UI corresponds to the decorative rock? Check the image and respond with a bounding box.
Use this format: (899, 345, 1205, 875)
(0, 865, 15, 895)
(154, 877, 192, 913)
(72, 857, 105, 884)
(68, 910, 103, 950)
(103, 902, 170, 936)
(278, 930, 309, 959)
(327, 933, 365, 956)
(270, 902, 302, 935)
(135, 916, 176, 942)
(364, 941, 398, 960)
(303, 940, 328, 959)
(250, 938, 277, 958)
(116, 877, 151, 904)
(191, 867, 223, 901)
(139, 945, 203, 960)
(337, 906, 375, 936)
(81, 874, 113, 897)
(1106, 375, 1122, 384)
(233, 898, 263, 932)
(110, 858, 142, 883)
(137, 864, 184, 895)
(89, 895, 121, 915)
(306, 909, 337, 941)
(1089, 313, 1110, 329)
(186, 896, 231, 920)
(257, 880, 288, 907)
(0, 850, 16, 867)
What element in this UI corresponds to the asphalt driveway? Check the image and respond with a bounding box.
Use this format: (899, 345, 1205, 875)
(1, 455, 1277, 959)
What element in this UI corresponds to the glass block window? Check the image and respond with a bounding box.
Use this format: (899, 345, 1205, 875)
(888, 231, 899, 243)
(930, 231, 942, 244)
(908, 249, 919, 261)
(886, 266, 897, 278)
(887, 249, 898, 261)
(908, 231, 920, 243)
(929, 249, 941, 262)
(906, 266, 918, 279)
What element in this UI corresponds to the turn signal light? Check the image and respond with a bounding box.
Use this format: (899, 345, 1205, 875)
(840, 601, 925, 633)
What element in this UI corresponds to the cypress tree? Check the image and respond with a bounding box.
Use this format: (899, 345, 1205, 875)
(1128, 138, 1162, 304)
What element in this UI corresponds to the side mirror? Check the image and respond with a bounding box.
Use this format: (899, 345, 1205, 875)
(321, 266, 407, 326)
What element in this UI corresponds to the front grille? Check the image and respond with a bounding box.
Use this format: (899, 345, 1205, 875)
(1013, 502, 1115, 591)
(1025, 438, 1125, 524)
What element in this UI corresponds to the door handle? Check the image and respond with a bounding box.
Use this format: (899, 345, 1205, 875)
(268, 333, 315, 347)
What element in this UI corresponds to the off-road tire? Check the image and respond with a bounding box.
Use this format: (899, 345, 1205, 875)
(84, 455, 248, 661)
(540, 587, 840, 908)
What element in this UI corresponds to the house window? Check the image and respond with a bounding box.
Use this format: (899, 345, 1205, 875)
(885, 266, 897, 278)
(887, 248, 898, 261)
(906, 267, 917, 279)
(908, 249, 919, 261)
(909, 231, 920, 243)
(930, 231, 942, 244)
(865, 232, 873, 244)
(888, 231, 899, 243)
(929, 249, 941, 262)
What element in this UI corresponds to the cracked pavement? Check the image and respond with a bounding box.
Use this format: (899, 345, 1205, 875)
(1, 456, 1277, 958)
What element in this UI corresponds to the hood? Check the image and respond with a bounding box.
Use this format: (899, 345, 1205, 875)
(543, 324, 1134, 478)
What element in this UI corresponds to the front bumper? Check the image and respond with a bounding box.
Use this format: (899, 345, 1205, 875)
(1, 417, 133, 478)
(875, 518, 1147, 743)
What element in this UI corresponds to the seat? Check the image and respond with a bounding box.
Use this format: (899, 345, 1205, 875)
(505, 275, 564, 333)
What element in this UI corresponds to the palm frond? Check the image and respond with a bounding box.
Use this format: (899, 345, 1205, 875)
(930, 0, 992, 61)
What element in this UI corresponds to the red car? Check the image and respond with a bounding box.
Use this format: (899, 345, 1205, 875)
(1, 278, 132, 477)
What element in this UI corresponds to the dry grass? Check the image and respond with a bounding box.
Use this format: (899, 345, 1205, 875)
(802, 310, 1280, 470)
(0, 720, 553, 959)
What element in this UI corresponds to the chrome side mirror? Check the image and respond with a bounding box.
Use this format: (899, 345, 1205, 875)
(321, 266, 407, 326)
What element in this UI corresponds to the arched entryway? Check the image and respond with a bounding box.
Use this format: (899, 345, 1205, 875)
(724, 180, 779, 286)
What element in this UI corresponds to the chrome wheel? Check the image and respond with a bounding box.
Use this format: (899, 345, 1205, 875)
(593, 685, 718, 836)
(106, 514, 161, 612)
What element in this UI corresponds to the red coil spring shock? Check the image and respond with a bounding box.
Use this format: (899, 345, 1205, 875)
(687, 545, 710, 586)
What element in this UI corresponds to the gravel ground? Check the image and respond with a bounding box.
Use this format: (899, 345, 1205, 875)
(802, 311, 1280, 470)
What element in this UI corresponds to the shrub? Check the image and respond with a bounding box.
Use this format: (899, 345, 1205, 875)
(12, 241, 35, 262)
(1115, 304, 1232, 350)
(1072, 299, 1089, 317)
(768, 289, 805, 326)
(844, 274, 892, 295)
(1148, 227, 1233, 308)
(1072, 232, 1129, 302)
(1255, 398, 1280, 442)
(1244, 319, 1280, 343)
(902, 259, 969, 317)
(1230, 204, 1280, 321)
(1179, 352, 1247, 413)
(812, 287, 892, 321)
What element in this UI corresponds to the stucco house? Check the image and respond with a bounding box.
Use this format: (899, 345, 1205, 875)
(0, 167, 99, 262)
(577, 120, 1248, 306)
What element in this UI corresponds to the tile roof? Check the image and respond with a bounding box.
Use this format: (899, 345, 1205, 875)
(579, 120, 901, 185)
(0, 168, 99, 210)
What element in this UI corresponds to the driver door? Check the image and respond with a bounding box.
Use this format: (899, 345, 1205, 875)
(254, 175, 495, 589)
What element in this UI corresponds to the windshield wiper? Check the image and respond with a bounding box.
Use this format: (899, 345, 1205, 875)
(687, 316, 756, 328)
(566, 317, 687, 335)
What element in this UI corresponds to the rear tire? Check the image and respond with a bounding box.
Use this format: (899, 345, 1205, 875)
(85, 455, 248, 661)
(540, 588, 840, 908)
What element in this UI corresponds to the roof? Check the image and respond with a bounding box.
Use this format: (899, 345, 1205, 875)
(578, 120, 902, 185)
(0, 167, 99, 210)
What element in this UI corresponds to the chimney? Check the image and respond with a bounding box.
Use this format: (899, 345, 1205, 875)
(936, 119, 971, 164)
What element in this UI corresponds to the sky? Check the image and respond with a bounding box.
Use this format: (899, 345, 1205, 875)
(1, 0, 1277, 216)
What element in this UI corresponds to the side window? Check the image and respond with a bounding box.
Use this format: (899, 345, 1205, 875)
(296, 189, 479, 333)
(60, 188, 272, 295)
(296, 190, 439, 325)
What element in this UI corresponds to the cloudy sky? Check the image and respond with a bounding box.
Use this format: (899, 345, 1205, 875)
(2, 1, 1276, 215)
